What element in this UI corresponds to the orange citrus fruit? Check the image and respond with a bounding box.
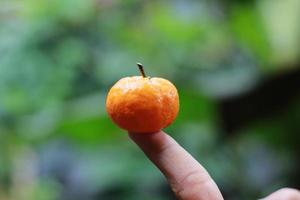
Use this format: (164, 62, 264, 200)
(106, 63, 179, 133)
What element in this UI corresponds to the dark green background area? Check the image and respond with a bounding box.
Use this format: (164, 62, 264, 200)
(0, 0, 299, 199)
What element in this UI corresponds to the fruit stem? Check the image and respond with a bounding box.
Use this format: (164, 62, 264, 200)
(137, 63, 146, 78)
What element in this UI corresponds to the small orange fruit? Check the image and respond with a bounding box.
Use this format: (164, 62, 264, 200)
(106, 63, 179, 133)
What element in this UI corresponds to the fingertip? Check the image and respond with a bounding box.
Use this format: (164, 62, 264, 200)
(128, 130, 162, 139)
(128, 130, 171, 153)
(262, 188, 300, 200)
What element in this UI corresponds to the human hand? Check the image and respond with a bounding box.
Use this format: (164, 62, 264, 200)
(129, 131, 300, 200)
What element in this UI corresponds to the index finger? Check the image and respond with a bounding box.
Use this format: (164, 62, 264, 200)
(129, 131, 223, 200)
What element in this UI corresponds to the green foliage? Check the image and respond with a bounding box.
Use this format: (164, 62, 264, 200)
(230, 5, 271, 63)
(0, 0, 299, 199)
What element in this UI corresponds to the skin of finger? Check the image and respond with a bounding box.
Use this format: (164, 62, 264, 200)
(261, 188, 300, 200)
(129, 131, 224, 200)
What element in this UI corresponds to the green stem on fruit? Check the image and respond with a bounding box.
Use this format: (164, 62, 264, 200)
(137, 63, 146, 78)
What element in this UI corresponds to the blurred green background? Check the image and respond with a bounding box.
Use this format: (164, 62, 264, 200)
(0, 0, 300, 199)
